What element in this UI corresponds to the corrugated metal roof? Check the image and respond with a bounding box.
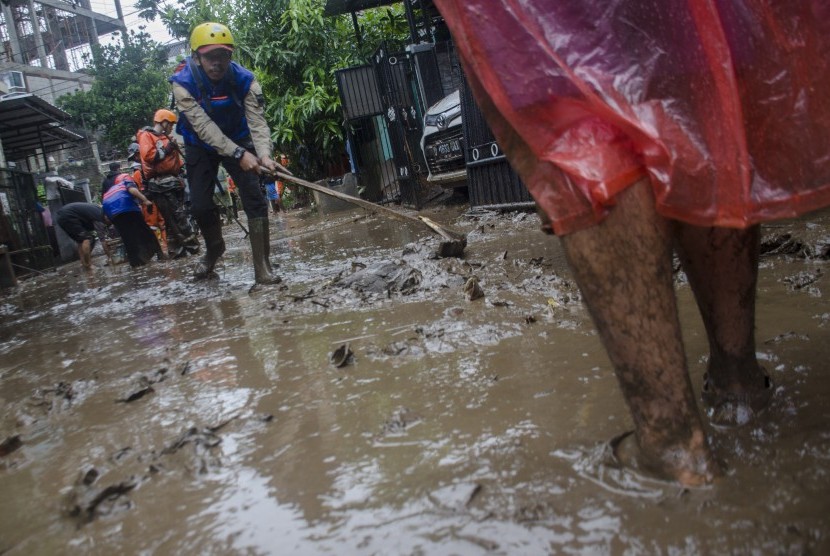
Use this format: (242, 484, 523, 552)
(0, 93, 83, 160)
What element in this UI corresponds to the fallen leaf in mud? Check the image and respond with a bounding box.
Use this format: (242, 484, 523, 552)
(116, 386, 154, 403)
(464, 276, 484, 301)
(330, 343, 354, 367)
(66, 477, 139, 523)
(0, 434, 22, 457)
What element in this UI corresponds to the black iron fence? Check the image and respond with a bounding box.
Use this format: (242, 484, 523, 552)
(0, 168, 53, 276)
(460, 80, 534, 209)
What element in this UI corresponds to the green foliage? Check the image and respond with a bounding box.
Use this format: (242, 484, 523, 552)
(56, 31, 171, 152)
(131, 0, 410, 180)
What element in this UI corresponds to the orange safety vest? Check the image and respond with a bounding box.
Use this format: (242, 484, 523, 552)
(137, 127, 184, 180)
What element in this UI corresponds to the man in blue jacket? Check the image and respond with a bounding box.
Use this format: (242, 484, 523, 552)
(170, 22, 286, 283)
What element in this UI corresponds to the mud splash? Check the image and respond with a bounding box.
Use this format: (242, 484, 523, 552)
(1, 205, 828, 554)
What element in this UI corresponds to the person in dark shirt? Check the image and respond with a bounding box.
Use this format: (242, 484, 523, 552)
(55, 202, 105, 269)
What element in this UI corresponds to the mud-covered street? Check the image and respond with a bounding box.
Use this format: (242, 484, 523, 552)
(1, 204, 829, 554)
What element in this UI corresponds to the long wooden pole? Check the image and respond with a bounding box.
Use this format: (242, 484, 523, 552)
(272, 170, 466, 243)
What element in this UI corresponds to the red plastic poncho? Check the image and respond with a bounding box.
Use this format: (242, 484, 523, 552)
(434, 1, 830, 234)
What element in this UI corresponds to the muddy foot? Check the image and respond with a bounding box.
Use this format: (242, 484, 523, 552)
(701, 371, 773, 427)
(611, 431, 719, 487)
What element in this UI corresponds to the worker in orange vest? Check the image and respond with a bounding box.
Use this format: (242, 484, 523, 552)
(136, 109, 199, 258)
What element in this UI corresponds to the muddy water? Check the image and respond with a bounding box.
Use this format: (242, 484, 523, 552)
(1, 205, 828, 554)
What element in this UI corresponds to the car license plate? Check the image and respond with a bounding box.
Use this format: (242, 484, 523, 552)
(438, 139, 460, 156)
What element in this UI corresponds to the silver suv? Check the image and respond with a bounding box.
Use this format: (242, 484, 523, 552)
(420, 89, 466, 186)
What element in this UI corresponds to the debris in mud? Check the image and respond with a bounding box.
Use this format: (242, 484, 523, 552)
(764, 331, 810, 344)
(142, 367, 169, 385)
(207, 414, 241, 433)
(428, 482, 483, 512)
(381, 341, 409, 356)
(21, 381, 82, 421)
(782, 269, 822, 290)
(330, 343, 354, 367)
(161, 427, 222, 455)
(464, 276, 484, 301)
(179, 360, 191, 376)
(761, 233, 812, 257)
(292, 289, 316, 302)
(52, 381, 75, 400)
(0, 434, 22, 457)
(435, 236, 466, 258)
(80, 467, 99, 486)
(379, 407, 422, 437)
(116, 386, 154, 403)
(66, 476, 139, 523)
(335, 261, 422, 296)
(761, 231, 830, 259)
(515, 501, 556, 523)
(111, 447, 132, 463)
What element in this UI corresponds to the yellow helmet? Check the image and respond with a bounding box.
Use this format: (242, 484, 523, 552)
(190, 22, 235, 53)
(153, 109, 177, 124)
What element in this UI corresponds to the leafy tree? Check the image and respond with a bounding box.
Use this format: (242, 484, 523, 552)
(57, 30, 170, 154)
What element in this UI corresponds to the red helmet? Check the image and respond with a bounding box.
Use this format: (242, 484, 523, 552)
(154, 109, 177, 124)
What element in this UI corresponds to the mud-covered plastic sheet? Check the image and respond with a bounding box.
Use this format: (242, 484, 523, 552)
(435, 1, 830, 234)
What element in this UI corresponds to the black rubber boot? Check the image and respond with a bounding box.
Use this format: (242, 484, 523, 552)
(249, 217, 281, 285)
(193, 210, 225, 279)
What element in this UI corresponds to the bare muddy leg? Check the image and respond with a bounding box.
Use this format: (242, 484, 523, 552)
(673, 223, 772, 425)
(79, 239, 93, 270)
(560, 179, 719, 486)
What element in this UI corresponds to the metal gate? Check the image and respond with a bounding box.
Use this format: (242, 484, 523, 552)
(372, 45, 428, 207)
(460, 81, 534, 209)
(336, 45, 429, 208)
(0, 169, 53, 276)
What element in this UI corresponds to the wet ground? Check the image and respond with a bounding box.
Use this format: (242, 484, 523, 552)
(1, 202, 829, 554)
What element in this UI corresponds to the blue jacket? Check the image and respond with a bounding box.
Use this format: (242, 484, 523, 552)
(169, 59, 256, 151)
(102, 174, 140, 218)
